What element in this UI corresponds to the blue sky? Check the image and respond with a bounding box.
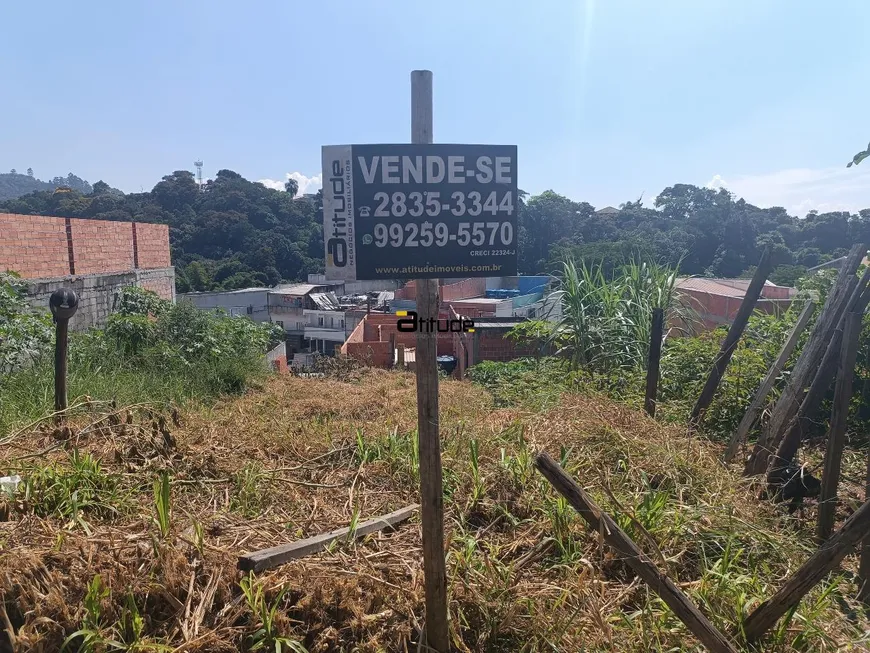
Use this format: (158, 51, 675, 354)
(1, 0, 869, 216)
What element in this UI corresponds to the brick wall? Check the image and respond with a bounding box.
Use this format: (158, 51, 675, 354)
(345, 341, 393, 367)
(0, 214, 70, 277)
(0, 213, 170, 278)
(341, 312, 457, 365)
(678, 289, 791, 332)
(136, 223, 171, 268)
(70, 218, 134, 274)
(137, 272, 175, 302)
(441, 277, 487, 302)
(394, 277, 488, 302)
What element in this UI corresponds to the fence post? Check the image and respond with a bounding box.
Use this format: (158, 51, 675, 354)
(644, 307, 664, 418)
(816, 311, 863, 541)
(689, 248, 772, 429)
(743, 495, 870, 642)
(723, 300, 815, 463)
(534, 452, 739, 653)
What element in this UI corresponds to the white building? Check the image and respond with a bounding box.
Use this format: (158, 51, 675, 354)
(177, 288, 270, 322)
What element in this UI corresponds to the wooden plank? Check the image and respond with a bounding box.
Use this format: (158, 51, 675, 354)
(411, 68, 450, 653)
(723, 301, 815, 463)
(534, 452, 740, 653)
(747, 245, 867, 475)
(644, 307, 664, 418)
(859, 450, 870, 604)
(238, 504, 420, 572)
(816, 311, 863, 541)
(768, 279, 870, 474)
(743, 495, 870, 642)
(689, 248, 773, 429)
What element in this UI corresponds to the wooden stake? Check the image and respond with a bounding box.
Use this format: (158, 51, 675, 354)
(743, 495, 870, 642)
(767, 278, 870, 475)
(859, 450, 870, 604)
(747, 244, 867, 475)
(723, 300, 815, 463)
(644, 307, 664, 418)
(411, 69, 450, 653)
(816, 311, 863, 542)
(689, 248, 773, 429)
(238, 504, 419, 572)
(534, 452, 739, 653)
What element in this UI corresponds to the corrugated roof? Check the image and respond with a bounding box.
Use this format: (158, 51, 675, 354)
(450, 297, 510, 305)
(376, 291, 395, 305)
(270, 283, 322, 296)
(676, 277, 780, 297)
(310, 292, 341, 311)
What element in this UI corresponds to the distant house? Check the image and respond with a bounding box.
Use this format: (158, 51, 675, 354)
(267, 282, 344, 352)
(178, 287, 270, 322)
(675, 277, 796, 331)
(594, 206, 620, 216)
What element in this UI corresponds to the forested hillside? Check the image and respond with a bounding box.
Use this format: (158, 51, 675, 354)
(0, 170, 93, 201)
(2, 168, 868, 291)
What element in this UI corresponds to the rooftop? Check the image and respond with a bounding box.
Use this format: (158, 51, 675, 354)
(178, 287, 270, 296)
(270, 283, 339, 296)
(675, 277, 785, 297)
(309, 292, 341, 311)
(449, 297, 510, 305)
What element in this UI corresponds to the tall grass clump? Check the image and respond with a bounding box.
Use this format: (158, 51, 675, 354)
(0, 285, 283, 432)
(548, 257, 693, 371)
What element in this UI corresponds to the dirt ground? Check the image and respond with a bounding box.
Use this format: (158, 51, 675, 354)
(2, 370, 869, 652)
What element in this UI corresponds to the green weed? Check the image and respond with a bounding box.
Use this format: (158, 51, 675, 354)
(23, 450, 127, 533)
(239, 574, 308, 653)
(153, 471, 171, 538)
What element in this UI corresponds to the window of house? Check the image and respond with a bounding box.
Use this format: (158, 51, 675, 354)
(275, 320, 284, 329)
(318, 316, 324, 326)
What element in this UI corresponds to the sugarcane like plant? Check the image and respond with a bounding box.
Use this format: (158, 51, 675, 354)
(548, 257, 692, 371)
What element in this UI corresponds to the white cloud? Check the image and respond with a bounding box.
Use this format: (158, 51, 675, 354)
(257, 171, 323, 195)
(702, 166, 870, 217)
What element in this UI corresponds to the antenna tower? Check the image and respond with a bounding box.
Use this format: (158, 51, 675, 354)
(194, 160, 204, 190)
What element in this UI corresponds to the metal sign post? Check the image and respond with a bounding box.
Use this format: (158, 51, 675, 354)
(49, 288, 78, 413)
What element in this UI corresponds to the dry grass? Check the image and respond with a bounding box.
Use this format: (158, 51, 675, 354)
(2, 370, 869, 652)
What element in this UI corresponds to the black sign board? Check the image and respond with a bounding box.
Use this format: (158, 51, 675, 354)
(322, 144, 518, 281)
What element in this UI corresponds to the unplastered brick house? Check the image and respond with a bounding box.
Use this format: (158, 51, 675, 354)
(674, 277, 796, 332)
(0, 213, 174, 329)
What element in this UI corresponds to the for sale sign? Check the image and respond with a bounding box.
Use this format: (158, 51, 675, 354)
(322, 144, 518, 281)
